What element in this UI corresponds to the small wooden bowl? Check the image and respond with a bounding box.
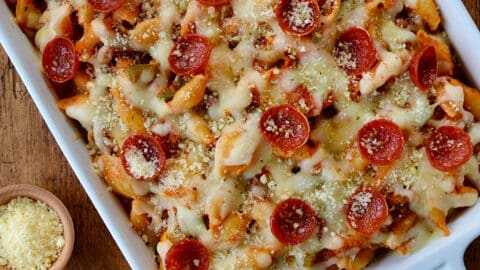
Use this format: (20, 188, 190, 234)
(0, 184, 75, 270)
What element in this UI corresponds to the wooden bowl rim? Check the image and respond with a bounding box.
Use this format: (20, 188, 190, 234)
(0, 184, 75, 270)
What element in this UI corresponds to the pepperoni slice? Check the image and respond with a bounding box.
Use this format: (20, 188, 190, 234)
(357, 119, 404, 165)
(346, 188, 388, 236)
(168, 34, 212, 75)
(270, 198, 317, 245)
(42, 37, 79, 84)
(260, 104, 310, 152)
(286, 85, 320, 117)
(165, 239, 209, 270)
(409, 46, 437, 90)
(87, 0, 125, 13)
(425, 126, 473, 171)
(196, 0, 229, 6)
(121, 134, 166, 182)
(276, 0, 321, 36)
(334, 27, 377, 75)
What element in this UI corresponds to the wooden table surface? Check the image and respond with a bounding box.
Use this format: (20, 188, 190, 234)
(0, 1, 479, 269)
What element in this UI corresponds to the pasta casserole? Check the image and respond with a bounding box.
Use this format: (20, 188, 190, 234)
(8, 0, 480, 269)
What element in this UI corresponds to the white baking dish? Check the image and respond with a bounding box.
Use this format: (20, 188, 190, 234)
(0, 1, 479, 269)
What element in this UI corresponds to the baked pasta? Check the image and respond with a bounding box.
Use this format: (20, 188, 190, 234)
(9, 0, 480, 269)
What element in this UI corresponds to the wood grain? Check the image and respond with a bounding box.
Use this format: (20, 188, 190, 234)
(0, 1, 478, 270)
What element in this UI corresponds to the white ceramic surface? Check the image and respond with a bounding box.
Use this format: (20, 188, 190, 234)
(0, 1, 478, 269)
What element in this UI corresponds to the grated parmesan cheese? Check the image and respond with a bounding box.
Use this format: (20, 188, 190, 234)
(284, 0, 315, 31)
(140, 0, 157, 19)
(349, 191, 372, 216)
(334, 42, 357, 70)
(125, 146, 159, 179)
(0, 197, 65, 270)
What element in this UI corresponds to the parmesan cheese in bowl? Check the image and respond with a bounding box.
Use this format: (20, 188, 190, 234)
(0, 185, 74, 270)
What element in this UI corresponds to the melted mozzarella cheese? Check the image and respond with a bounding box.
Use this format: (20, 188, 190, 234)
(359, 47, 405, 95)
(436, 77, 465, 106)
(35, 4, 73, 52)
(176, 205, 209, 239)
(214, 113, 262, 168)
(64, 96, 95, 130)
(381, 20, 417, 51)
